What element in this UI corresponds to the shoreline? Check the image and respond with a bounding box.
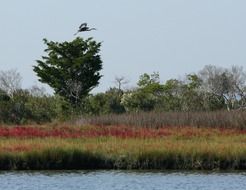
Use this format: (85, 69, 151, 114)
(0, 149, 246, 170)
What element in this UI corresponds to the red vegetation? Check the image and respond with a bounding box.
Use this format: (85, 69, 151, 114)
(82, 126, 172, 138)
(0, 125, 245, 139)
(0, 126, 172, 138)
(0, 126, 81, 138)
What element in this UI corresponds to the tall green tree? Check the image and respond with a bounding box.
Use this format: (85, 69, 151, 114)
(33, 37, 103, 106)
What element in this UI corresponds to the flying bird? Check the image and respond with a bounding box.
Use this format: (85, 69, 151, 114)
(74, 23, 96, 35)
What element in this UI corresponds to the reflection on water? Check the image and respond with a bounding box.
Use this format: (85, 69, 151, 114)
(0, 170, 245, 190)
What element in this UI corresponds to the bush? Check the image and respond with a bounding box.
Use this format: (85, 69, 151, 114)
(0, 89, 61, 124)
(82, 88, 125, 115)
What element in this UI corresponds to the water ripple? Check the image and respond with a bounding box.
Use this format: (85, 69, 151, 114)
(0, 171, 245, 190)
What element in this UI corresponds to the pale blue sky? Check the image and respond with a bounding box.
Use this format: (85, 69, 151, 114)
(0, 0, 246, 92)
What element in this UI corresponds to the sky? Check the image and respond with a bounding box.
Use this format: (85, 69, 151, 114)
(0, 0, 246, 93)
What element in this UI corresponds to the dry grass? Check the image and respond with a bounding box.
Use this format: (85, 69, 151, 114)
(82, 111, 246, 129)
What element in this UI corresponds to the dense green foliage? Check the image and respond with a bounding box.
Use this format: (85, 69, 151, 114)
(33, 37, 102, 106)
(83, 88, 125, 115)
(0, 89, 59, 124)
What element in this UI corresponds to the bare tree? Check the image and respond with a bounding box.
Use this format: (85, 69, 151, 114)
(229, 65, 246, 108)
(114, 76, 129, 92)
(199, 65, 246, 110)
(0, 69, 22, 97)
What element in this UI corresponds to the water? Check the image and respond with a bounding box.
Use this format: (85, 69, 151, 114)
(0, 171, 245, 190)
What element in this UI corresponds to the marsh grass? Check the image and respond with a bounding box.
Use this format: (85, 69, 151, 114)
(0, 147, 245, 170)
(0, 125, 245, 170)
(83, 111, 246, 129)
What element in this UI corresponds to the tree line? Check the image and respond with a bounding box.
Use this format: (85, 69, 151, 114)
(84, 64, 246, 115)
(0, 37, 245, 124)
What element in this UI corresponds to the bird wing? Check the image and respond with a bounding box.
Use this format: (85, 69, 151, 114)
(79, 23, 87, 29)
(88, 28, 96, 31)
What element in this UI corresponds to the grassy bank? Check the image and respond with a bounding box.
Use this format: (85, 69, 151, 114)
(0, 125, 245, 170)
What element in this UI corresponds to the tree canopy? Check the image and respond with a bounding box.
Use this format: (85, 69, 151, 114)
(33, 37, 103, 106)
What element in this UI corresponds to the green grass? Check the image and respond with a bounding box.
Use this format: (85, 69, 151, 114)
(0, 146, 245, 170)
